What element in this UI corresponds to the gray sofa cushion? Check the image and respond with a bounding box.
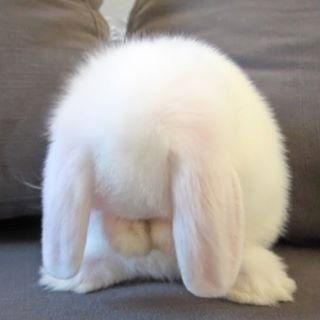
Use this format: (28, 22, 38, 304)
(0, 218, 319, 319)
(127, 0, 320, 245)
(0, 0, 109, 219)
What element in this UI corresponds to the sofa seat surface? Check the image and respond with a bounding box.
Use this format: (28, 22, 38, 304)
(0, 218, 319, 320)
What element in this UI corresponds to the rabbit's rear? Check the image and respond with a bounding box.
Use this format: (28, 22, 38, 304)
(40, 36, 296, 304)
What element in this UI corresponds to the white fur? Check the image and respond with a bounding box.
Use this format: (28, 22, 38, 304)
(40, 36, 296, 305)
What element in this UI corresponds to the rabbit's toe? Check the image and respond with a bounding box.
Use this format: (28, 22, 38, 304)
(150, 219, 174, 255)
(226, 246, 297, 305)
(110, 220, 152, 257)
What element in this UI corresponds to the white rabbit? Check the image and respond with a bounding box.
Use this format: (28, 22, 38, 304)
(40, 36, 296, 305)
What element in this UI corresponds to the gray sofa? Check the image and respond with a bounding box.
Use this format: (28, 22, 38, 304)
(1, 1, 319, 319)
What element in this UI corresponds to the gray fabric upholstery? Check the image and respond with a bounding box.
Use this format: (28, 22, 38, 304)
(127, 0, 320, 245)
(0, 218, 319, 320)
(0, 0, 109, 219)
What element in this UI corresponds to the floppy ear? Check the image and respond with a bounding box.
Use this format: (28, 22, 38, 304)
(172, 150, 244, 298)
(41, 141, 93, 279)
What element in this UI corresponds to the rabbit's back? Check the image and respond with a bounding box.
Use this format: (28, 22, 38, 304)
(51, 36, 289, 246)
